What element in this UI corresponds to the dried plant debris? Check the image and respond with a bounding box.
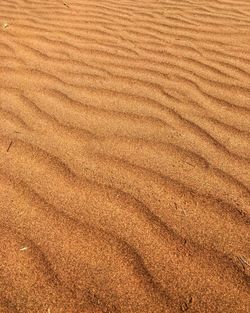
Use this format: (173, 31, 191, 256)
(2, 22, 9, 29)
(181, 295, 193, 311)
(20, 247, 28, 251)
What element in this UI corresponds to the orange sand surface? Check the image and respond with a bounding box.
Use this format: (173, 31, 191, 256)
(0, 0, 250, 312)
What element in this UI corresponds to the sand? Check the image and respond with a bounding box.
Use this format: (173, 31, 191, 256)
(0, 0, 249, 312)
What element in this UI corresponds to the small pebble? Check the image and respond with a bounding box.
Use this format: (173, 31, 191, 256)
(2, 22, 9, 29)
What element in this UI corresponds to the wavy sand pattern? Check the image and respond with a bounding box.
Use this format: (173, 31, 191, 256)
(0, 0, 250, 312)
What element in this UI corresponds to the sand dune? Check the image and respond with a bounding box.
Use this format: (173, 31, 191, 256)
(0, 0, 249, 312)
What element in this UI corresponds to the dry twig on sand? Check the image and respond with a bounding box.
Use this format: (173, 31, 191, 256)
(7, 141, 13, 152)
(20, 247, 28, 251)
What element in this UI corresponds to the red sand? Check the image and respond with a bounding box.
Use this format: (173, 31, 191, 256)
(0, 0, 249, 312)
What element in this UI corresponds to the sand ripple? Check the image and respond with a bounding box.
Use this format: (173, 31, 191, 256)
(0, 0, 249, 312)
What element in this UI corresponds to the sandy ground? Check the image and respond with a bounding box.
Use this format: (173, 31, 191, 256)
(0, 0, 250, 312)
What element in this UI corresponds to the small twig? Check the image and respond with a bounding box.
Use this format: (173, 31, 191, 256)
(7, 141, 13, 152)
(20, 247, 28, 251)
(181, 295, 193, 311)
(63, 2, 70, 8)
(239, 256, 250, 267)
(181, 302, 189, 311)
